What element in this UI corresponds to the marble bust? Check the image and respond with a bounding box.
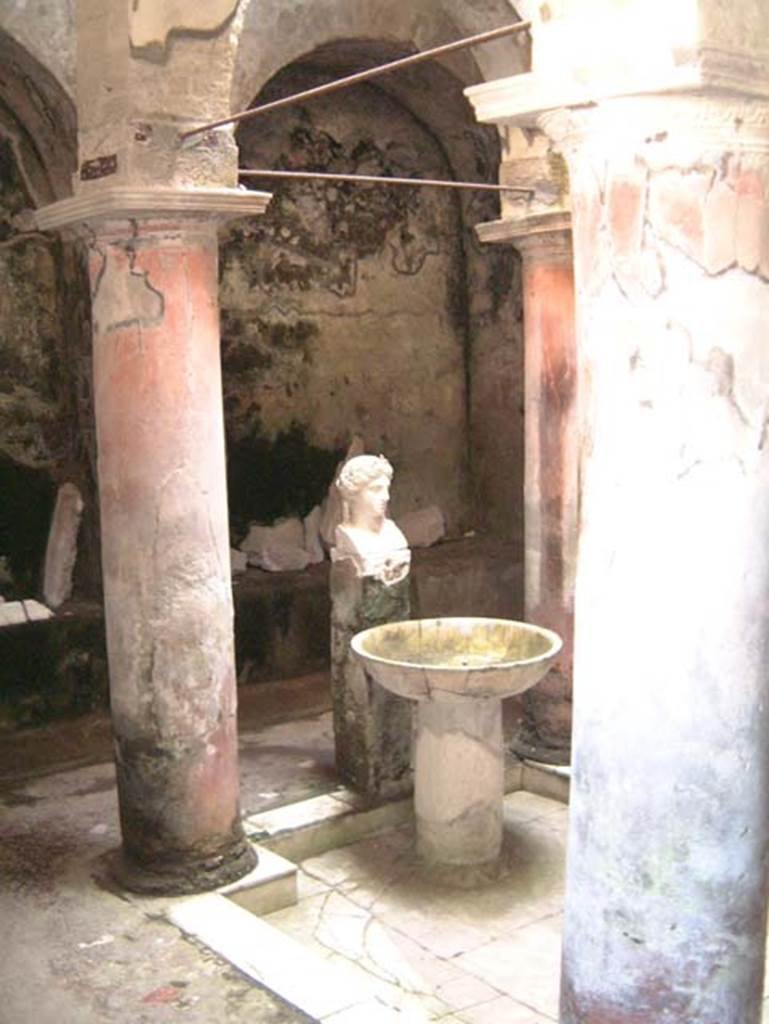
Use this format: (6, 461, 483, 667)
(331, 454, 411, 585)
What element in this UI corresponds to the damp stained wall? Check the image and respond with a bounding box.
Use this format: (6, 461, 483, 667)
(0, 132, 109, 728)
(0, 138, 61, 472)
(0, 137, 61, 595)
(0, 133, 97, 601)
(221, 69, 474, 534)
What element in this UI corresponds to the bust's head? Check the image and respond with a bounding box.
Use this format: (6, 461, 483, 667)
(332, 454, 410, 583)
(336, 454, 393, 530)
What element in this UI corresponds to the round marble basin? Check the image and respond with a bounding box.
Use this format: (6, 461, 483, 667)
(351, 616, 562, 702)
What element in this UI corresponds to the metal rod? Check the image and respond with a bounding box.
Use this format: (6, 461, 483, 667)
(238, 168, 532, 194)
(181, 21, 531, 140)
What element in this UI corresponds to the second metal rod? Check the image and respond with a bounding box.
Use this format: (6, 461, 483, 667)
(239, 168, 531, 194)
(181, 20, 530, 140)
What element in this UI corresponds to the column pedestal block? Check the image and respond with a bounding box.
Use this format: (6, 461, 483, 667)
(330, 559, 413, 801)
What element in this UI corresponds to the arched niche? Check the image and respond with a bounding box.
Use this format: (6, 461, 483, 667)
(0, 29, 76, 205)
(0, 30, 98, 600)
(231, 0, 530, 116)
(221, 32, 525, 542)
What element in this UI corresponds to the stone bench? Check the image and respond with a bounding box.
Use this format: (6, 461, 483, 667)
(0, 536, 522, 731)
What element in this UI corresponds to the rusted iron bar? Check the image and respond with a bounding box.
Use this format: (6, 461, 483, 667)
(181, 21, 531, 140)
(238, 168, 532, 194)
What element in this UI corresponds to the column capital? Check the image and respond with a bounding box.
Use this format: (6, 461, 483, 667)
(34, 186, 272, 233)
(539, 93, 769, 162)
(477, 211, 572, 263)
(466, 2, 769, 130)
(495, 125, 571, 223)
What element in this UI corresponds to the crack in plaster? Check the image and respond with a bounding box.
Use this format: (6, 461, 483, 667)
(112, 231, 165, 334)
(757, 411, 769, 451)
(643, 223, 745, 285)
(87, 234, 108, 309)
(643, 161, 769, 283)
(89, 228, 166, 338)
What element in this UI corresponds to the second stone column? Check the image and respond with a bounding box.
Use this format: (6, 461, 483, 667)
(478, 209, 578, 764)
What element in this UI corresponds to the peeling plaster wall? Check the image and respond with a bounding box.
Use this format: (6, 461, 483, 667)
(222, 70, 474, 533)
(0, 0, 75, 102)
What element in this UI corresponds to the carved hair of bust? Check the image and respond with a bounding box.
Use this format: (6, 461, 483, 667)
(336, 454, 393, 512)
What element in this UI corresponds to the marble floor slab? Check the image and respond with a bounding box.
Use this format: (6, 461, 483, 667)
(263, 791, 568, 1022)
(260, 790, 769, 1023)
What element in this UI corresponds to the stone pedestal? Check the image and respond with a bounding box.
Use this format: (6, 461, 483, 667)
(469, 48, 769, 1023)
(330, 558, 412, 801)
(477, 212, 577, 764)
(36, 189, 269, 893)
(414, 698, 503, 867)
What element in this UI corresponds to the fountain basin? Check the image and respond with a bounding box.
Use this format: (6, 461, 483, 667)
(351, 617, 562, 872)
(351, 616, 562, 701)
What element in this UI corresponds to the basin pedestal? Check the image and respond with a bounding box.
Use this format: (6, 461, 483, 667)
(415, 698, 504, 867)
(352, 617, 561, 873)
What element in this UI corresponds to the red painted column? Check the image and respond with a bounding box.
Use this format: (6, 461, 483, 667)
(87, 215, 254, 893)
(518, 228, 577, 764)
(477, 216, 578, 764)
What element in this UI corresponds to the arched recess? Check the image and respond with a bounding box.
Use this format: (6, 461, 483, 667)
(0, 30, 99, 600)
(231, 0, 530, 117)
(223, 4, 528, 543)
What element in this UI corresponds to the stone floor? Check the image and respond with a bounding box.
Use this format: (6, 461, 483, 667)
(261, 790, 567, 1022)
(3, 688, 769, 1024)
(0, 689, 336, 1024)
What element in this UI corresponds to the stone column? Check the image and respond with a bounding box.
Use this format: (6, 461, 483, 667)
(37, 189, 270, 893)
(467, 4, 769, 1018)
(478, 211, 577, 764)
(548, 95, 769, 1022)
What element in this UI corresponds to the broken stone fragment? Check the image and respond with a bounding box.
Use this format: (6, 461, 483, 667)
(230, 548, 248, 574)
(43, 482, 84, 608)
(240, 517, 312, 571)
(240, 517, 304, 554)
(397, 506, 446, 548)
(303, 505, 325, 564)
(0, 599, 54, 627)
(247, 542, 311, 573)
